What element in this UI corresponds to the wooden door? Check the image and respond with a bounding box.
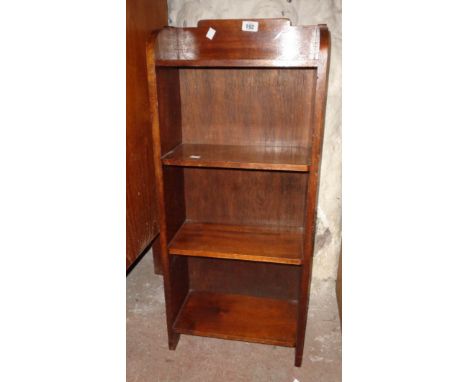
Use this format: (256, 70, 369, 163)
(126, 0, 167, 270)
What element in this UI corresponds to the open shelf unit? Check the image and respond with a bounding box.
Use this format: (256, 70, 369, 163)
(146, 18, 330, 367)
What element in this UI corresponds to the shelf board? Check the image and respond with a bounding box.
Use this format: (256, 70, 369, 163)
(161, 144, 310, 172)
(155, 59, 319, 68)
(173, 291, 297, 347)
(169, 222, 303, 265)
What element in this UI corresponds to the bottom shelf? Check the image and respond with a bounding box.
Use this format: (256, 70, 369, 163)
(173, 290, 297, 347)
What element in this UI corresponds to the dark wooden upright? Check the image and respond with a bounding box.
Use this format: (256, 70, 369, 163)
(146, 18, 330, 367)
(126, 0, 167, 270)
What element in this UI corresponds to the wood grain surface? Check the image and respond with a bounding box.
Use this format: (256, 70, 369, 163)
(162, 144, 310, 172)
(173, 291, 297, 347)
(188, 257, 300, 301)
(155, 19, 320, 67)
(169, 222, 303, 265)
(126, 0, 167, 269)
(179, 68, 316, 148)
(184, 168, 308, 227)
(294, 25, 331, 367)
(146, 20, 331, 366)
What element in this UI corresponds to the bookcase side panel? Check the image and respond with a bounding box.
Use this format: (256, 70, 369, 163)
(295, 26, 331, 367)
(156, 67, 183, 155)
(148, 58, 188, 349)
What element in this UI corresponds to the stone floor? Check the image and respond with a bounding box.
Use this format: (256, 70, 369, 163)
(127, 250, 341, 382)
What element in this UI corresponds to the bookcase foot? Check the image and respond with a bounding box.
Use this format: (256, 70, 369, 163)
(152, 236, 163, 275)
(168, 332, 180, 350)
(295, 350, 303, 367)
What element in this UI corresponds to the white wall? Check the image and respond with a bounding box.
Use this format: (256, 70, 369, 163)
(167, 0, 342, 282)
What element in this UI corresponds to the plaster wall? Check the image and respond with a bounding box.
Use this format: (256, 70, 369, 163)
(167, 0, 342, 281)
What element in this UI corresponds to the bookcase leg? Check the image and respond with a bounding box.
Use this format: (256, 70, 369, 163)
(164, 256, 188, 351)
(295, 348, 304, 367)
(168, 331, 180, 350)
(152, 236, 163, 275)
(294, 307, 307, 367)
(295, 255, 312, 367)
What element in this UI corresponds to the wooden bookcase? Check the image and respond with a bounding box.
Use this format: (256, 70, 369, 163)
(146, 19, 330, 367)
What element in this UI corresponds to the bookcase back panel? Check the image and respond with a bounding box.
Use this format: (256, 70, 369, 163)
(188, 257, 300, 301)
(162, 166, 186, 241)
(167, 255, 190, 323)
(179, 68, 316, 147)
(184, 168, 307, 227)
(156, 68, 182, 155)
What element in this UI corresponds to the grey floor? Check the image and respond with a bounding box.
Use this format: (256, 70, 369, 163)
(127, 250, 342, 382)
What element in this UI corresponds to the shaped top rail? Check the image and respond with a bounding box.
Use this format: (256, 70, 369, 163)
(150, 19, 328, 68)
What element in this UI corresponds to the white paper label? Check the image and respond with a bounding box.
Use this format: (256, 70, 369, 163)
(206, 27, 216, 40)
(242, 21, 259, 32)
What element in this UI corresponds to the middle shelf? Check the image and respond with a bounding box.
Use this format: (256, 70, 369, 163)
(161, 143, 310, 172)
(169, 222, 303, 265)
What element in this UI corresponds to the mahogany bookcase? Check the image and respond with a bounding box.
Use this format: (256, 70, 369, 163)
(146, 18, 330, 367)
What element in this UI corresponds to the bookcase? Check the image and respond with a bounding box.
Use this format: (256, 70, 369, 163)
(146, 18, 330, 367)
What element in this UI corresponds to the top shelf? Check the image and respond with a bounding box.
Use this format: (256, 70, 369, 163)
(161, 144, 310, 172)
